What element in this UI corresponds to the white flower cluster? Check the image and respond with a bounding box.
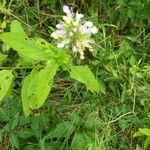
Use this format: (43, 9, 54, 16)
(51, 5, 98, 59)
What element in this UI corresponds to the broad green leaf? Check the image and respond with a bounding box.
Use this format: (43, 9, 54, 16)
(37, 64, 58, 107)
(70, 65, 99, 92)
(10, 20, 27, 36)
(21, 69, 38, 116)
(21, 63, 59, 116)
(0, 20, 51, 62)
(0, 70, 13, 102)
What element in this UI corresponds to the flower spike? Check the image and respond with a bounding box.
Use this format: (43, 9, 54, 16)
(51, 5, 98, 59)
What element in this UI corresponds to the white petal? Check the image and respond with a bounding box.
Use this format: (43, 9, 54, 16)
(72, 46, 77, 52)
(57, 40, 69, 48)
(57, 42, 65, 48)
(91, 26, 98, 34)
(73, 28, 77, 32)
(64, 39, 70, 44)
(51, 32, 58, 39)
(57, 30, 65, 35)
(69, 32, 73, 36)
(84, 21, 93, 28)
(80, 54, 84, 59)
(56, 24, 63, 29)
(76, 12, 84, 22)
(63, 5, 70, 14)
(63, 5, 72, 18)
(79, 25, 91, 35)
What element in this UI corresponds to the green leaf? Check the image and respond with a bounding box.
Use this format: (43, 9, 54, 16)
(129, 55, 136, 66)
(0, 53, 7, 64)
(0, 108, 10, 122)
(84, 116, 101, 130)
(144, 137, 150, 150)
(135, 145, 143, 150)
(127, 8, 135, 19)
(15, 128, 35, 139)
(134, 128, 150, 138)
(23, 145, 40, 150)
(0, 70, 13, 102)
(45, 121, 74, 139)
(36, 64, 58, 107)
(21, 69, 38, 116)
(0, 20, 51, 62)
(21, 63, 59, 116)
(10, 114, 19, 130)
(10, 20, 27, 36)
(68, 112, 81, 126)
(0, 129, 2, 142)
(10, 134, 19, 150)
(71, 131, 98, 150)
(139, 128, 150, 136)
(70, 65, 99, 92)
(133, 131, 143, 137)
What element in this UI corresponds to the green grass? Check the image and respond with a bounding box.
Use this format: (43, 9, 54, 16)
(0, 0, 150, 149)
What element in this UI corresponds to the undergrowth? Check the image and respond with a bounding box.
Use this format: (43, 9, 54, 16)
(0, 0, 150, 150)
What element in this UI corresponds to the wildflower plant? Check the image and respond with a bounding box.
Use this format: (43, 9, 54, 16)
(0, 5, 99, 116)
(51, 5, 98, 59)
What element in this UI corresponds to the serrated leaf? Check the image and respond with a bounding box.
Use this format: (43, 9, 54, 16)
(45, 122, 74, 139)
(0, 70, 13, 102)
(1, 33, 49, 62)
(70, 65, 99, 92)
(21, 63, 58, 116)
(10, 20, 27, 36)
(0, 20, 51, 62)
